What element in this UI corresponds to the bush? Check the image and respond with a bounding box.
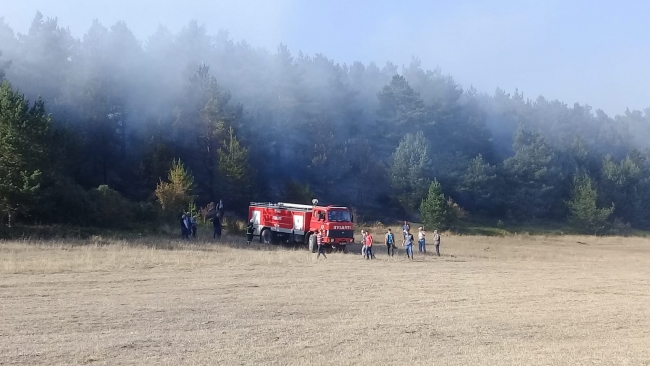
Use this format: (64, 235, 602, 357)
(87, 185, 135, 228)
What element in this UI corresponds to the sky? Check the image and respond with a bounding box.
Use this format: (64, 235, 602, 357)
(1, 0, 649, 116)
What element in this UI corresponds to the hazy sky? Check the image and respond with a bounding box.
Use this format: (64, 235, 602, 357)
(2, 0, 649, 116)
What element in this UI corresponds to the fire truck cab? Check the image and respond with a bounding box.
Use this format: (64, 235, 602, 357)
(248, 201, 354, 252)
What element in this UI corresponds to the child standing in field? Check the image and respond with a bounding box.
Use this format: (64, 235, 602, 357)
(317, 229, 327, 259)
(404, 229, 414, 260)
(385, 228, 395, 257)
(418, 227, 426, 253)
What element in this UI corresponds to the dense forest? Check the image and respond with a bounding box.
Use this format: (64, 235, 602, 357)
(1, 13, 650, 233)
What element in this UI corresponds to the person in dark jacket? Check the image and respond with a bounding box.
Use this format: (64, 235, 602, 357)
(180, 213, 188, 239)
(246, 219, 254, 245)
(184, 213, 192, 239)
(212, 214, 222, 240)
(217, 200, 225, 219)
(191, 216, 198, 238)
(385, 228, 395, 257)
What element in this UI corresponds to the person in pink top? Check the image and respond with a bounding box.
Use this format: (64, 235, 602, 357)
(316, 229, 327, 259)
(365, 232, 375, 260)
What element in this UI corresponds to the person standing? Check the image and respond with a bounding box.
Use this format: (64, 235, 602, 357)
(316, 229, 327, 259)
(217, 199, 224, 215)
(191, 216, 198, 238)
(365, 231, 374, 259)
(360, 230, 368, 258)
(385, 228, 395, 257)
(246, 219, 254, 245)
(212, 213, 222, 240)
(418, 227, 426, 253)
(180, 213, 188, 239)
(404, 229, 414, 260)
(184, 213, 192, 239)
(402, 221, 410, 246)
(433, 230, 441, 256)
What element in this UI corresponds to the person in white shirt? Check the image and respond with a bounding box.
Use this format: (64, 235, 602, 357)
(433, 230, 441, 256)
(404, 230, 414, 260)
(418, 227, 426, 253)
(360, 230, 367, 257)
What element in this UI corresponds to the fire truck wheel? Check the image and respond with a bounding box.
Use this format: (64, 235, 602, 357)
(260, 228, 272, 244)
(308, 234, 317, 253)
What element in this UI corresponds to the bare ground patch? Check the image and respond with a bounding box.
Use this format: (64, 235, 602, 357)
(1, 235, 649, 365)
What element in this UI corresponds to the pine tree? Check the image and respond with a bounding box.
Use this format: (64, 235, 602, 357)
(155, 159, 195, 215)
(0, 82, 51, 218)
(390, 131, 430, 212)
(504, 126, 561, 219)
(376, 75, 426, 157)
(217, 128, 253, 210)
(567, 174, 614, 234)
(420, 180, 450, 230)
(459, 154, 503, 214)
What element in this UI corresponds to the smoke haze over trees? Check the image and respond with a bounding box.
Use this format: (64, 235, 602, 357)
(1, 12, 650, 232)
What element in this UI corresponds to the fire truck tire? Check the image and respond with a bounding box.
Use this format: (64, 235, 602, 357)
(260, 228, 272, 244)
(308, 234, 317, 253)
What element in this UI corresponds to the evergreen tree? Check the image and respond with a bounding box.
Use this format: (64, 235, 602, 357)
(504, 126, 561, 219)
(420, 180, 450, 230)
(390, 131, 430, 212)
(600, 154, 640, 224)
(459, 154, 503, 214)
(155, 159, 195, 215)
(376, 75, 425, 155)
(217, 128, 253, 211)
(0, 82, 51, 218)
(567, 174, 614, 234)
(175, 65, 243, 201)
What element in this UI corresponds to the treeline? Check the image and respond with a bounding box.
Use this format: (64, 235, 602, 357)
(1, 13, 650, 233)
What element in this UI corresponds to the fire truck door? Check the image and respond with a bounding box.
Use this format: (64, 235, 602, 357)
(251, 210, 261, 234)
(293, 214, 303, 232)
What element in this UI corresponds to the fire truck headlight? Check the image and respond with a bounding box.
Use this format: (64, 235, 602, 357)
(330, 238, 334, 243)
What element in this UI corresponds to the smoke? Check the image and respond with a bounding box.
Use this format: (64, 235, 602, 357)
(1, 8, 649, 210)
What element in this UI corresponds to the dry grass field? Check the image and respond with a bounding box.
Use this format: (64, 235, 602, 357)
(2, 232, 650, 365)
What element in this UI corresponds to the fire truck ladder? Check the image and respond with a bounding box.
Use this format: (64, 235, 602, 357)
(250, 202, 313, 211)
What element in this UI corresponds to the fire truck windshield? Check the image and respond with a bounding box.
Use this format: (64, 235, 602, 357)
(327, 210, 351, 222)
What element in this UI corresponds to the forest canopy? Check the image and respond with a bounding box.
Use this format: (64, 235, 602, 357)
(1, 12, 650, 231)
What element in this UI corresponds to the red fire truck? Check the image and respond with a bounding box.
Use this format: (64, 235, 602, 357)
(248, 200, 355, 252)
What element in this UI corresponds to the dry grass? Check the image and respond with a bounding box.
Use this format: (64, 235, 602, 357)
(1, 234, 650, 365)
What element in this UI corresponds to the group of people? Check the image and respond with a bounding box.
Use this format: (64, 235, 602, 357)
(358, 221, 441, 260)
(179, 200, 225, 240)
(181, 206, 440, 261)
(179, 212, 198, 239)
